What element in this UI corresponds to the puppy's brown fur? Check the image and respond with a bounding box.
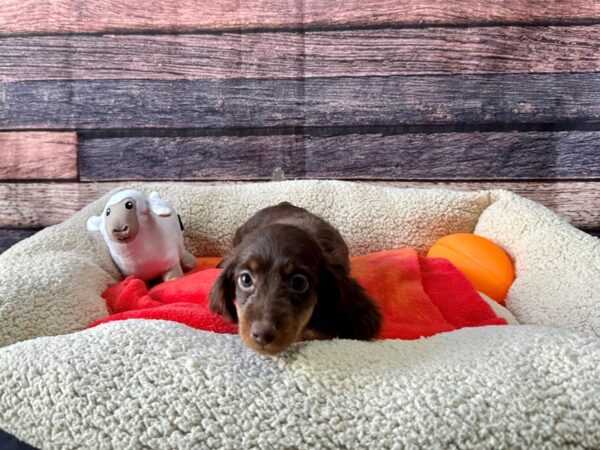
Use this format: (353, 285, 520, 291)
(209, 202, 382, 355)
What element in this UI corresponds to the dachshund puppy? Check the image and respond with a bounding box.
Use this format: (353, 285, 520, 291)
(209, 202, 382, 355)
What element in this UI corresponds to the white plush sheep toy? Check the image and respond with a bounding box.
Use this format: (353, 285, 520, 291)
(87, 189, 196, 281)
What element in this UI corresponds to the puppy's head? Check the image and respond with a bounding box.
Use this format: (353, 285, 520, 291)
(209, 224, 324, 355)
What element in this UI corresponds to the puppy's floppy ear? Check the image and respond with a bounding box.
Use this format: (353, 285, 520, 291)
(315, 264, 382, 340)
(209, 256, 238, 322)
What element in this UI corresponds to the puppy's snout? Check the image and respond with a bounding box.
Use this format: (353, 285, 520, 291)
(250, 321, 276, 345)
(113, 225, 129, 233)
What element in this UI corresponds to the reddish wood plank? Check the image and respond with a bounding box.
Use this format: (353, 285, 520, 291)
(304, 26, 600, 77)
(0, 132, 77, 179)
(1, 0, 599, 35)
(2, 25, 599, 81)
(1, 181, 599, 229)
(0, 182, 120, 228)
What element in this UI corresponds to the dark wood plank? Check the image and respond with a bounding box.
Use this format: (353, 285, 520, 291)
(0, 228, 39, 254)
(1, 181, 599, 229)
(303, 73, 600, 127)
(2, 26, 600, 81)
(303, 131, 600, 179)
(80, 135, 305, 181)
(80, 131, 600, 181)
(0, 132, 77, 179)
(0, 79, 303, 129)
(1, 0, 599, 35)
(3, 73, 600, 129)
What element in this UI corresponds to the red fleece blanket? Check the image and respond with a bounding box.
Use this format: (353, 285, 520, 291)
(91, 248, 507, 339)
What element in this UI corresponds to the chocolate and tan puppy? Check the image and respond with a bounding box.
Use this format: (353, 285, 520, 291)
(209, 202, 382, 355)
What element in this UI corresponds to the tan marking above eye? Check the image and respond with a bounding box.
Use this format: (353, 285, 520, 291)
(282, 263, 295, 275)
(248, 259, 259, 272)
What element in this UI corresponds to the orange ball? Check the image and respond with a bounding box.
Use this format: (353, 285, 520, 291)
(427, 233, 515, 303)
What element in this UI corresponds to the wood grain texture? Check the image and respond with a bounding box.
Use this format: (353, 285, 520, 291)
(1, 181, 599, 229)
(3, 73, 600, 129)
(0, 79, 300, 129)
(2, 25, 600, 81)
(0, 228, 40, 254)
(0, 183, 121, 228)
(1, 0, 599, 35)
(80, 135, 305, 181)
(79, 131, 600, 181)
(303, 131, 600, 179)
(0, 132, 77, 179)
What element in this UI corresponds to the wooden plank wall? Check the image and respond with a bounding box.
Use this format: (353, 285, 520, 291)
(1, 0, 600, 253)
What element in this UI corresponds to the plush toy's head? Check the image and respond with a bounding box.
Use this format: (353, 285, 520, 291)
(87, 190, 172, 244)
(103, 195, 141, 243)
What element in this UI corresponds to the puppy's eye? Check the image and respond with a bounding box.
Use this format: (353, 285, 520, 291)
(238, 271, 254, 290)
(125, 201, 134, 210)
(106, 208, 111, 216)
(290, 274, 309, 293)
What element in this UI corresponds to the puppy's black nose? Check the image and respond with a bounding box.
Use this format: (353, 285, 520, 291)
(113, 225, 129, 233)
(250, 322, 276, 345)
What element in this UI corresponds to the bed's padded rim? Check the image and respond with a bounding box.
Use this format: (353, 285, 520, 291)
(0, 180, 494, 347)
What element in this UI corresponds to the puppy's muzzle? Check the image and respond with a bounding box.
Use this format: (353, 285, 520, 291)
(250, 321, 276, 346)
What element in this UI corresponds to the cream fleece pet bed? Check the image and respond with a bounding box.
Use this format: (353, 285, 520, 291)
(0, 180, 599, 449)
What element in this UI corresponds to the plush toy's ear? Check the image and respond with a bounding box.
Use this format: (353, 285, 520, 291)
(86, 215, 103, 232)
(148, 191, 173, 217)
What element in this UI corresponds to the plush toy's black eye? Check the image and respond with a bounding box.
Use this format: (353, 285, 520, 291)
(106, 208, 111, 216)
(125, 201, 134, 210)
(238, 271, 254, 290)
(290, 274, 309, 293)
